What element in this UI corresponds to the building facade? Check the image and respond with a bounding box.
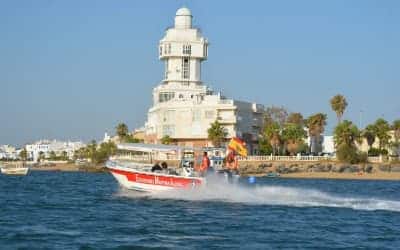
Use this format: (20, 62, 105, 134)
(0, 145, 18, 160)
(26, 140, 85, 162)
(144, 7, 264, 153)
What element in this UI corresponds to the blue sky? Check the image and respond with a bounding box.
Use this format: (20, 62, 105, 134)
(1, 0, 399, 146)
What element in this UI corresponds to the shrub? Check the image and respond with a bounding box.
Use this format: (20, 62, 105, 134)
(358, 152, 368, 164)
(336, 144, 359, 164)
(380, 149, 389, 156)
(368, 147, 380, 156)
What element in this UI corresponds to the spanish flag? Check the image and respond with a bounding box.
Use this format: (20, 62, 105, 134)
(228, 137, 248, 157)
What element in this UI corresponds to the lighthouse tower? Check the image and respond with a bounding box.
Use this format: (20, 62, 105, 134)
(159, 7, 208, 86)
(144, 7, 264, 150)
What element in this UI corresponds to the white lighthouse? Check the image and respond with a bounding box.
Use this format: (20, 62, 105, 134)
(159, 7, 208, 91)
(144, 7, 264, 152)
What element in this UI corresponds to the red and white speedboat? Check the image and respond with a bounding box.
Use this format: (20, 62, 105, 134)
(106, 143, 204, 192)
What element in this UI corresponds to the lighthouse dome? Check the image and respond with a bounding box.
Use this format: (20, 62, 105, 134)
(174, 7, 192, 29)
(176, 7, 191, 16)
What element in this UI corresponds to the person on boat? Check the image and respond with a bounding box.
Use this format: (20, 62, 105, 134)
(160, 161, 177, 175)
(161, 162, 168, 170)
(151, 162, 162, 172)
(197, 151, 211, 176)
(225, 149, 238, 174)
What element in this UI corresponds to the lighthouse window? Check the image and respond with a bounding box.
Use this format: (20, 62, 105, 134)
(203, 44, 208, 57)
(168, 44, 171, 54)
(183, 45, 191, 55)
(159, 92, 175, 103)
(159, 46, 163, 56)
(182, 57, 189, 79)
(165, 61, 169, 79)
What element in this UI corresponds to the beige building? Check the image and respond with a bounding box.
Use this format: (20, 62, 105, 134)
(357, 130, 399, 155)
(144, 7, 264, 153)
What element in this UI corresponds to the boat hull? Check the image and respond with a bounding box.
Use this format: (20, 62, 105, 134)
(1, 167, 29, 175)
(107, 165, 203, 192)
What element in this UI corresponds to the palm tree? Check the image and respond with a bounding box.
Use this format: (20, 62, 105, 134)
(161, 135, 172, 145)
(282, 123, 307, 155)
(87, 140, 97, 162)
(49, 151, 56, 160)
(19, 148, 28, 161)
(306, 113, 327, 154)
(207, 120, 227, 147)
(330, 94, 348, 124)
(362, 124, 376, 154)
(334, 120, 361, 163)
(38, 151, 45, 162)
(116, 123, 129, 139)
(61, 151, 68, 160)
(287, 112, 304, 126)
(373, 118, 391, 151)
(264, 122, 281, 155)
(334, 120, 360, 147)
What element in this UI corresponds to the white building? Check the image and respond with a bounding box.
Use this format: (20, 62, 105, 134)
(26, 140, 85, 162)
(144, 7, 264, 153)
(306, 135, 335, 155)
(0, 145, 18, 160)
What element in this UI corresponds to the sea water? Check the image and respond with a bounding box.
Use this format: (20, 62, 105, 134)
(0, 171, 399, 249)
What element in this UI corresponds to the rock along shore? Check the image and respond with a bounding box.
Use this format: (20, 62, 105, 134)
(238, 161, 400, 180)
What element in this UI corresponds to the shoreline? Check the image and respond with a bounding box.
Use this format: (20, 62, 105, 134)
(26, 163, 400, 181)
(279, 172, 400, 181)
(29, 163, 107, 173)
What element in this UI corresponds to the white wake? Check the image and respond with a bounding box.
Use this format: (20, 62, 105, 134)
(116, 180, 400, 212)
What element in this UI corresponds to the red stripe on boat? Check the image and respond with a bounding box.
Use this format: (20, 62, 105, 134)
(110, 168, 202, 188)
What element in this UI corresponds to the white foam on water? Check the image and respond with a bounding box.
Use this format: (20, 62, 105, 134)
(116, 179, 400, 212)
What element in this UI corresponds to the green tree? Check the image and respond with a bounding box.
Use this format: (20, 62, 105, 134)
(49, 151, 56, 160)
(306, 113, 327, 154)
(207, 120, 227, 147)
(87, 140, 97, 162)
(19, 148, 28, 161)
(334, 120, 360, 147)
(282, 123, 307, 155)
(61, 151, 68, 160)
(330, 94, 348, 124)
(116, 123, 129, 139)
(123, 134, 142, 143)
(362, 124, 376, 154)
(334, 120, 363, 163)
(161, 135, 173, 145)
(336, 144, 361, 164)
(286, 112, 304, 126)
(258, 138, 273, 155)
(93, 142, 117, 164)
(264, 122, 281, 155)
(38, 151, 45, 162)
(373, 118, 391, 152)
(392, 120, 400, 142)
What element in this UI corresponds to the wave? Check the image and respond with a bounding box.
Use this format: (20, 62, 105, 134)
(116, 179, 400, 212)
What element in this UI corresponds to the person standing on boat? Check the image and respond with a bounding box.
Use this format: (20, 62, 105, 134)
(225, 149, 238, 172)
(198, 151, 210, 176)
